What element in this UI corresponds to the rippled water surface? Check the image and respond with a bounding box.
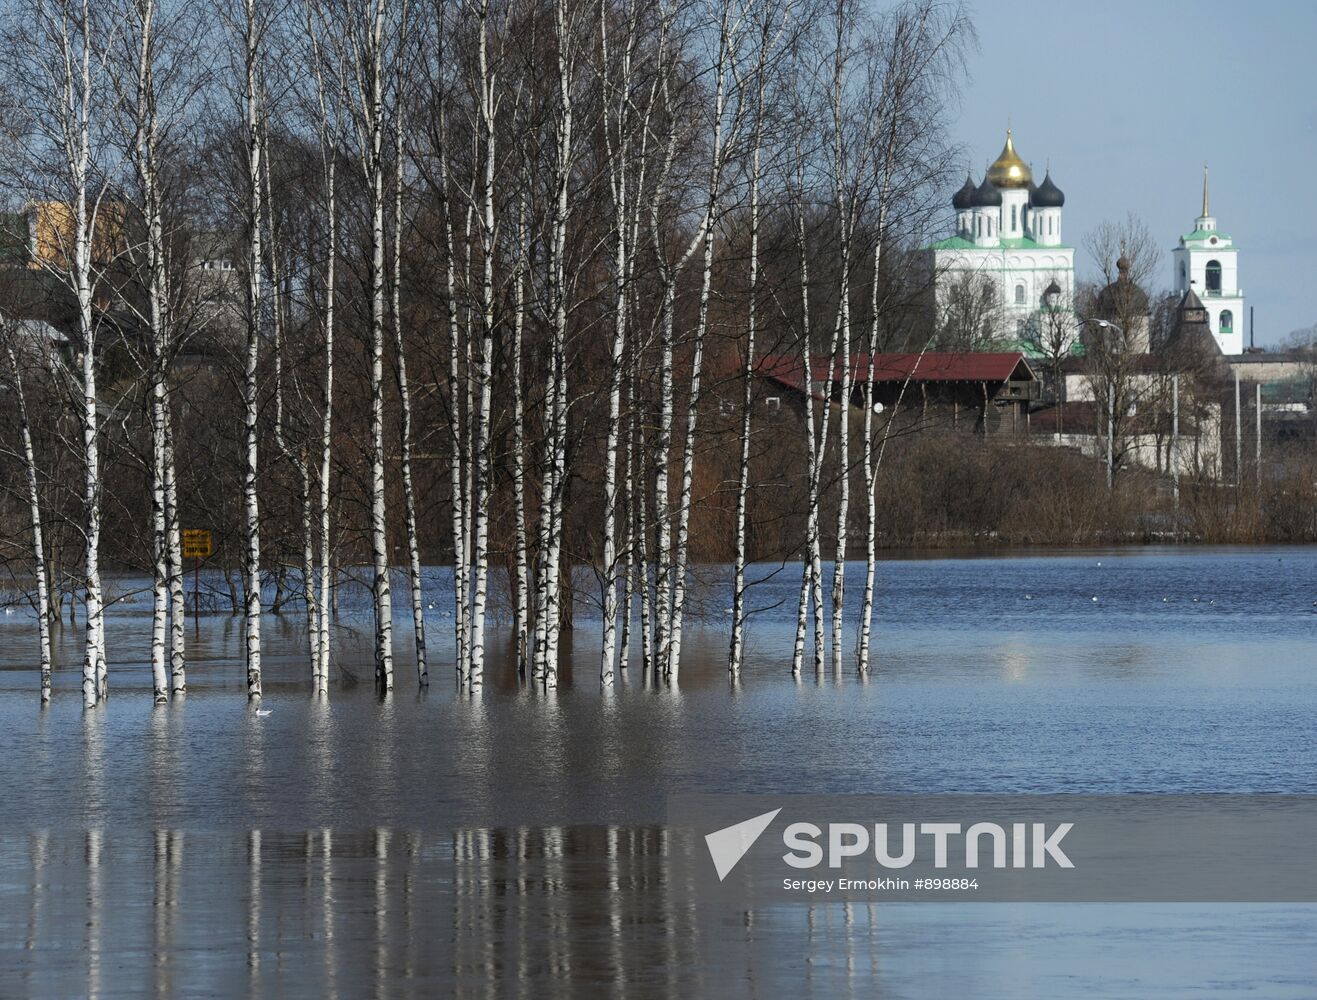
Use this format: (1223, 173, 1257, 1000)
(1, 548, 1315, 997)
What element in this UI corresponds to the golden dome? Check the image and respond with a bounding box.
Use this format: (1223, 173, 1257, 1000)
(986, 129, 1032, 189)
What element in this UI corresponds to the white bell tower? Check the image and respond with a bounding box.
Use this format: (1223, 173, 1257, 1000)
(1172, 166, 1244, 354)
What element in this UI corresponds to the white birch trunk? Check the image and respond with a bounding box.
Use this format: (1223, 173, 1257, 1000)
(651, 278, 674, 676)
(468, 0, 497, 693)
(150, 378, 169, 703)
(599, 191, 626, 685)
(365, 0, 393, 690)
(790, 186, 816, 679)
(4, 342, 53, 703)
(666, 11, 738, 682)
(240, 0, 263, 700)
(40, 0, 112, 706)
(56, 3, 110, 706)
(316, 156, 336, 693)
(633, 387, 654, 676)
(391, 94, 426, 687)
(305, 11, 337, 693)
(857, 303, 877, 674)
(539, 0, 576, 688)
(828, 20, 853, 672)
(131, 0, 169, 705)
(542, 342, 569, 686)
(511, 196, 530, 677)
(729, 30, 771, 677)
(597, 0, 650, 686)
(436, 91, 469, 686)
(164, 416, 185, 692)
(531, 352, 557, 682)
(811, 314, 841, 676)
(617, 397, 635, 671)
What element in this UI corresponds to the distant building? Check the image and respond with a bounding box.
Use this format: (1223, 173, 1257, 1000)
(753, 351, 1040, 434)
(1092, 252, 1152, 353)
(1171, 167, 1244, 354)
(925, 129, 1076, 348)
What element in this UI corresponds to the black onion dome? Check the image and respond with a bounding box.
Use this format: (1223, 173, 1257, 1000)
(1096, 256, 1150, 317)
(971, 175, 1002, 207)
(951, 175, 976, 210)
(1031, 171, 1065, 208)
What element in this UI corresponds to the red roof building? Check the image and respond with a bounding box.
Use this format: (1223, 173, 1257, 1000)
(752, 351, 1040, 434)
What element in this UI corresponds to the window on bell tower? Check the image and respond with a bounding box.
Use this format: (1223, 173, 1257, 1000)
(1011, 206, 1017, 230)
(1220, 309, 1233, 333)
(1206, 259, 1222, 293)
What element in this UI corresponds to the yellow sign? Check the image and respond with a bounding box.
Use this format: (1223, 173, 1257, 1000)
(182, 529, 213, 559)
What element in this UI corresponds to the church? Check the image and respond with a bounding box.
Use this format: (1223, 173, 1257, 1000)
(926, 130, 1076, 348)
(1172, 167, 1245, 355)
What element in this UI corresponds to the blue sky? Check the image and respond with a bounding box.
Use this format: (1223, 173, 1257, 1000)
(948, 0, 1316, 345)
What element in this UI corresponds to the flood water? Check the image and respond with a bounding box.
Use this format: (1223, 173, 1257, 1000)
(1, 548, 1315, 997)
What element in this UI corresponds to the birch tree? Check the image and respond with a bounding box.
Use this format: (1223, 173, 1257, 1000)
(597, 0, 658, 685)
(338, 0, 397, 689)
(532, 0, 583, 688)
(856, 0, 972, 672)
(465, 0, 502, 693)
(14, 0, 118, 706)
(2, 329, 54, 702)
(389, 7, 426, 686)
(224, 0, 268, 701)
(728, 0, 788, 676)
(304, 0, 342, 693)
(116, 0, 187, 703)
(827, 0, 856, 672)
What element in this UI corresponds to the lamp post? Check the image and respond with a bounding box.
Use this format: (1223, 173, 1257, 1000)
(1077, 318, 1125, 490)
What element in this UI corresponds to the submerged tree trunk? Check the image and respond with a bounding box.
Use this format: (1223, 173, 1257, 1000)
(391, 96, 426, 687)
(511, 197, 530, 677)
(436, 79, 470, 687)
(317, 157, 337, 694)
(4, 341, 53, 703)
(790, 177, 816, 679)
(468, 0, 497, 694)
(364, 0, 393, 691)
(240, 0, 263, 701)
(665, 12, 736, 683)
(729, 16, 773, 677)
(536, 0, 576, 689)
(163, 417, 185, 692)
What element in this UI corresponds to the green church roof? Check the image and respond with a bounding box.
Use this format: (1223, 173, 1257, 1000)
(1180, 228, 1232, 243)
(927, 234, 1073, 252)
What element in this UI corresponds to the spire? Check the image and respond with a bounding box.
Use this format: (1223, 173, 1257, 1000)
(1202, 163, 1210, 218)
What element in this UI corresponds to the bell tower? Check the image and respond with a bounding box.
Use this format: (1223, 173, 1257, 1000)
(1171, 165, 1243, 354)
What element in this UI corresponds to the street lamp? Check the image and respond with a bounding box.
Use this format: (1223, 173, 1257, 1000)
(1077, 317, 1125, 490)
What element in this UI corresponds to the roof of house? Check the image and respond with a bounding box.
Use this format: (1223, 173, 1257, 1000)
(754, 352, 1036, 394)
